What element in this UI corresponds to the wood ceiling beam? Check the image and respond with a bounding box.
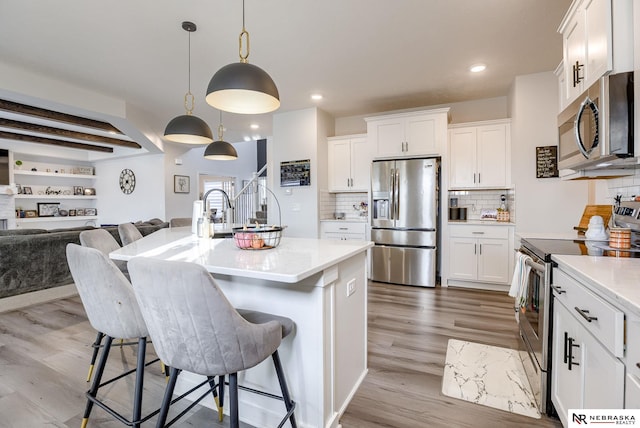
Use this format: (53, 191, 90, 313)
(0, 99, 124, 135)
(0, 118, 141, 149)
(0, 130, 113, 153)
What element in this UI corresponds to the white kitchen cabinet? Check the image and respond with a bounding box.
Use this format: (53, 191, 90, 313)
(365, 108, 449, 158)
(327, 134, 371, 192)
(625, 318, 640, 408)
(448, 120, 511, 189)
(320, 221, 367, 241)
(558, 0, 633, 106)
(551, 267, 626, 427)
(448, 224, 511, 285)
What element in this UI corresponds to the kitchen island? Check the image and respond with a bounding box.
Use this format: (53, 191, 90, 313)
(111, 227, 373, 428)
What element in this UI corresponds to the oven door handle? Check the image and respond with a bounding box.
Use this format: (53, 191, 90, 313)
(524, 257, 546, 274)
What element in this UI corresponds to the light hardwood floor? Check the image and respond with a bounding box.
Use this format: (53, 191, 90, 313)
(0, 282, 562, 427)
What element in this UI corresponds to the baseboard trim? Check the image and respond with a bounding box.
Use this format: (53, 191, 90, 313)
(0, 284, 78, 313)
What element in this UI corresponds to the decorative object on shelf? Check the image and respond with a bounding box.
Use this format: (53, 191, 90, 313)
(45, 186, 62, 195)
(22, 186, 32, 195)
(203, 110, 238, 160)
(31, 168, 37, 172)
(76, 208, 85, 216)
(73, 186, 84, 196)
(16, 184, 22, 194)
(173, 175, 190, 193)
(205, 0, 279, 114)
(25, 210, 37, 218)
(73, 166, 94, 175)
(58, 209, 69, 217)
(69, 209, 76, 216)
(119, 168, 136, 194)
(84, 208, 97, 216)
(480, 209, 498, 220)
(83, 187, 96, 196)
(164, 21, 213, 145)
(14, 160, 22, 169)
(37, 202, 60, 217)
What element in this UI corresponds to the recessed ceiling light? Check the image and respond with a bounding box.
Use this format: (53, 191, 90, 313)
(243, 136, 251, 142)
(470, 64, 486, 73)
(311, 94, 323, 101)
(250, 123, 259, 130)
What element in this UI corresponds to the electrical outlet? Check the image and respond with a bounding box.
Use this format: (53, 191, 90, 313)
(347, 279, 356, 297)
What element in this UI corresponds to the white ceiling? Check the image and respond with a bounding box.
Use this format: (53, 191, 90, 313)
(0, 0, 572, 146)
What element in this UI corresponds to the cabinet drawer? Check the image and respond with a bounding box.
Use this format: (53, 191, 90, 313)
(321, 222, 366, 234)
(449, 224, 509, 239)
(625, 318, 640, 378)
(553, 268, 625, 357)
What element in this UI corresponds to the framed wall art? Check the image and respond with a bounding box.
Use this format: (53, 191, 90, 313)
(73, 186, 84, 195)
(174, 175, 190, 193)
(37, 202, 60, 217)
(280, 159, 311, 187)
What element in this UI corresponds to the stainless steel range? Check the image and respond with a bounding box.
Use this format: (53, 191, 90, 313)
(517, 200, 640, 416)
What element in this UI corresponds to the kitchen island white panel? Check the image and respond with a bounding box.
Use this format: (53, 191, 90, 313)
(111, 228, 373, 428)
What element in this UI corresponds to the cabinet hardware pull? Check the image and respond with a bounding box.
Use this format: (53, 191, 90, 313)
(339, 228, 348, 230)
(474, 243, 477, 255)
(568, 336, 580, 370)
(478, 173, 480, 183)
(574, 307, 598, 322)
(551, 285, 566, 294)
(636, 363, 640, 369)
(479, 244, 482, 255)
(473, 173, 476, 184)
(563, 332, 569, 364)
(573, 61, 584, 87)
(472, 231, 485, 234)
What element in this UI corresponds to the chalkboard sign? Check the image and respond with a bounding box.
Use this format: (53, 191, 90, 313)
(280, 159, 311, 187)
(536, 146, 559, 178)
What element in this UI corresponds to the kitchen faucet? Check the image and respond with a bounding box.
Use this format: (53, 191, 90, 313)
(201, 188, 233, 227)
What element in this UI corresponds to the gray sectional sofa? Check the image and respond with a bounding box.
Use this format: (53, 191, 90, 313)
(0, 220, 168, 298)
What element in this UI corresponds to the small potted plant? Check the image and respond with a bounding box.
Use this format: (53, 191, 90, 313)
(14, 160, 22, 170)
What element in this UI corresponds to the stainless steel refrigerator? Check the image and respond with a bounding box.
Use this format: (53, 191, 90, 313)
(371, 157, 439, 287)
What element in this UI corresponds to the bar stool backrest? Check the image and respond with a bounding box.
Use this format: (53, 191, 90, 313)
(118, 223, 143, 246)
(66, 244, 148, 339)
(79, 228, 128, 274)
(128, 257, 282, 377)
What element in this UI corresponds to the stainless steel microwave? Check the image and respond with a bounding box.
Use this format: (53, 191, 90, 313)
(557, 71, 634, 171)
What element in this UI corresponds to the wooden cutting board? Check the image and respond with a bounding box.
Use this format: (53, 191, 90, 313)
(574, 205, 614, 233)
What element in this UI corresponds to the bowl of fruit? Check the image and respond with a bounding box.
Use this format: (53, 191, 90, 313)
(232, 224, 283, 250)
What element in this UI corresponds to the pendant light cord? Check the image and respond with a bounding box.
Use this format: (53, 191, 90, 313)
(239, 0, 250, 63)
(218, 110, 224, 140)
(184, 24, 195, 114)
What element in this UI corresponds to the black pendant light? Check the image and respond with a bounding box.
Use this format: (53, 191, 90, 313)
(204, 111, 238, 160)
(205, 0, 279, 114)
(164, 21, 213, 145)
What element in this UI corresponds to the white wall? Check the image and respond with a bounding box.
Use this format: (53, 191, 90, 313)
(94, 154, 166, 224)
(163, 141, 259, 221)
(270, 108, 334, 238)
(334, 96, 508, 135)
(509, 72, 589, 234)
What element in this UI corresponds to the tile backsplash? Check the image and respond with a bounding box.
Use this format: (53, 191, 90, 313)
(601, 169, 640, 202)
(447, 189, 515, 222)
(320, 191, 368, 220)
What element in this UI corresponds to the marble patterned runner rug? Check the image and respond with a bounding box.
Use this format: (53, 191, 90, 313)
(441, 339, 540, 419)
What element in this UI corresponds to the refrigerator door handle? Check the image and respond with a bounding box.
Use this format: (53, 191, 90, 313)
(389, 168, 395, 220)
(395, 169, 400, 219)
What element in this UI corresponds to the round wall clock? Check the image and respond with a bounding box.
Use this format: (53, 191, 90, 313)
(119, 168, 136, 194)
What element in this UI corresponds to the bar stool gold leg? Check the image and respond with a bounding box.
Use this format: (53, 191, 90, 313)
(80, 418, 88, 428)
(160, 361, 166, 375)
(214, 396, 223, 422)
(86, 365, 95, 383)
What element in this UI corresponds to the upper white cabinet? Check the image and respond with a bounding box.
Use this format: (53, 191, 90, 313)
(558, 0, 633, 106)
(327, 134, 371, 192)
(365, 108, 449, 158)
(448, 120, 511, 189)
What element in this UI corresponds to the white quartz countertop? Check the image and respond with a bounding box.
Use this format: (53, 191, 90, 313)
(518, 232, 587, 240)
(111, 228, 373, 284)
(551, 254, 640, 316)
(448, 220, 515, 226)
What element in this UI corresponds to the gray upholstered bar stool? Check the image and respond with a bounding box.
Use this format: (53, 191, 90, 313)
(118, 223, 143, 246)
(128, 257, 298, 428)
(66, 243, 156, 428)
(79, 228, 131, 382)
